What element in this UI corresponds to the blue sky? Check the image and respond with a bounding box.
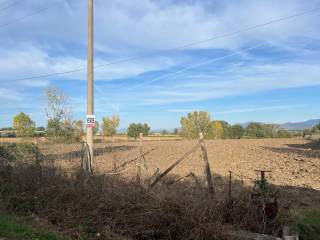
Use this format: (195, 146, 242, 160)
(0, 0, 320, 129)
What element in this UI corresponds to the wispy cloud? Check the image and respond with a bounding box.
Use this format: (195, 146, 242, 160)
(0, 88, 23, 101)
(1, 0, 320, 127)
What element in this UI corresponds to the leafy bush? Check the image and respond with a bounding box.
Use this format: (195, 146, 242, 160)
(290, 208, 320, 240)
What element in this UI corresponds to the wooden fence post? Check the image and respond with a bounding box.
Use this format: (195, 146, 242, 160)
(136, 132, 143, 184)
(199, 132, 214, 197)
(229, 171, 232, 198)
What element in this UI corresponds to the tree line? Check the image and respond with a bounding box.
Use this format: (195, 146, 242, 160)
(1, 87, 319, 141)
(179, 111, 306, 139)
(2, 87, 151, 142)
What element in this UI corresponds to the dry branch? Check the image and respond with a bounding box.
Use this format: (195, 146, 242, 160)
(106, 147, 156, 174)
(149, 142, 200, 189)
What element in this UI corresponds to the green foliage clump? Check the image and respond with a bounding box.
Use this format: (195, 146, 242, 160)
(127, 123, 150, 139)
(13, 112, 36, 138)
(230, 124, 245, 139)
(244, 123, 285, 139)
(0, 213, 64, 240)
(290, 208, 320, 240)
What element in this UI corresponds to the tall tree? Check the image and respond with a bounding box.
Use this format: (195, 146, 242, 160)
(180, 111, 211, 139)
(210, 121, 224, 139)
(230, 124, 245, 139)
(101, 116, 120, 137)
(127, 123, 150, 139)
(13, 112, 35, 138)
(44, 87, 75, 142)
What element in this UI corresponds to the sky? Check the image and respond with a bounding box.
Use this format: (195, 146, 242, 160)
(0, 0, 320, 130)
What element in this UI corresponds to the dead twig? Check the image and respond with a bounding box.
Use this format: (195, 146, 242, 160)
(149, 142, 200, 189)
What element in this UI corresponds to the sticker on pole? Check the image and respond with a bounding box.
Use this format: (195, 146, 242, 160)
(86, 115, 95, 128)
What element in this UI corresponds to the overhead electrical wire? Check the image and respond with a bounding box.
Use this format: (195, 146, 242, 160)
(0, 0, 22, 13)
(4, 5, 320, 82)
(128, 42, 267, 90)
(0, 1, 61, 29)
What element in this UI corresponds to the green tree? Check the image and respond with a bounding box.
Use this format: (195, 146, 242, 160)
(101, 116, 120, 137)
(230, 124, 245, 139)
(210, 121, 224, 139)
(245, 123, 280, 138)
(44, 87, 77, 143)
(12, 112, 35, 138)
(245, 123, 266, 138)
(127, 123, 150, 139)
(180, 111, 211, 139)
(312, 122, 320, 133)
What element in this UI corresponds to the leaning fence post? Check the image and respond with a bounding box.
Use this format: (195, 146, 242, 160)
(136, 132, 143, 184)
(228, 171, 232, 198)
(199, 132, 214, 197)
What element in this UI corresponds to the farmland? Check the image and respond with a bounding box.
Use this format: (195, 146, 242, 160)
(40, 137, 320, 210)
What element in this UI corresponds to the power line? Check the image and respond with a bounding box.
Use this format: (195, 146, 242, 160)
(128, 42, 266, 90)
(5, 6, 320, 82)
(0, 1, 61, 29)
(0, 0, 22, 13)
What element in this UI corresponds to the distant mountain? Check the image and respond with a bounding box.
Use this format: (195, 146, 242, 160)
(280, 119, 320, 130)
(240, 119, 320, 130)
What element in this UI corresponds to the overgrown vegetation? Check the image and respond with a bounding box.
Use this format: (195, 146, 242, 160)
(45, 87, 83, 143)
(290, 209, 320, 240)
(0, 143, 289, 240)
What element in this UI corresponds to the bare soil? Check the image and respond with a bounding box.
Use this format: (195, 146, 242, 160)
(40, 138, 320, 209)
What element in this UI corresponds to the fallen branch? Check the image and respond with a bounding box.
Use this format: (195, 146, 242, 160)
(106, 148, 156, 174)
(149, 142, 200, 189)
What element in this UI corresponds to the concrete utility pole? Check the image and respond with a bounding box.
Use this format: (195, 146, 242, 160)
(87, 0, 94, 169)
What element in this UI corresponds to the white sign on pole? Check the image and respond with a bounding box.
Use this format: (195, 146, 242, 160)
(86, 115, 95, 128)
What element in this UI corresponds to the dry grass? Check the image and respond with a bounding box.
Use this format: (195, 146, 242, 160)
(1, 138, 320, 239)
(37, 138, 320, 210)
(0, 162, 285, 240)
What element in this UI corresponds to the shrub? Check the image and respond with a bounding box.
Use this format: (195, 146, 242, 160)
(290, 209, 320, 240)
